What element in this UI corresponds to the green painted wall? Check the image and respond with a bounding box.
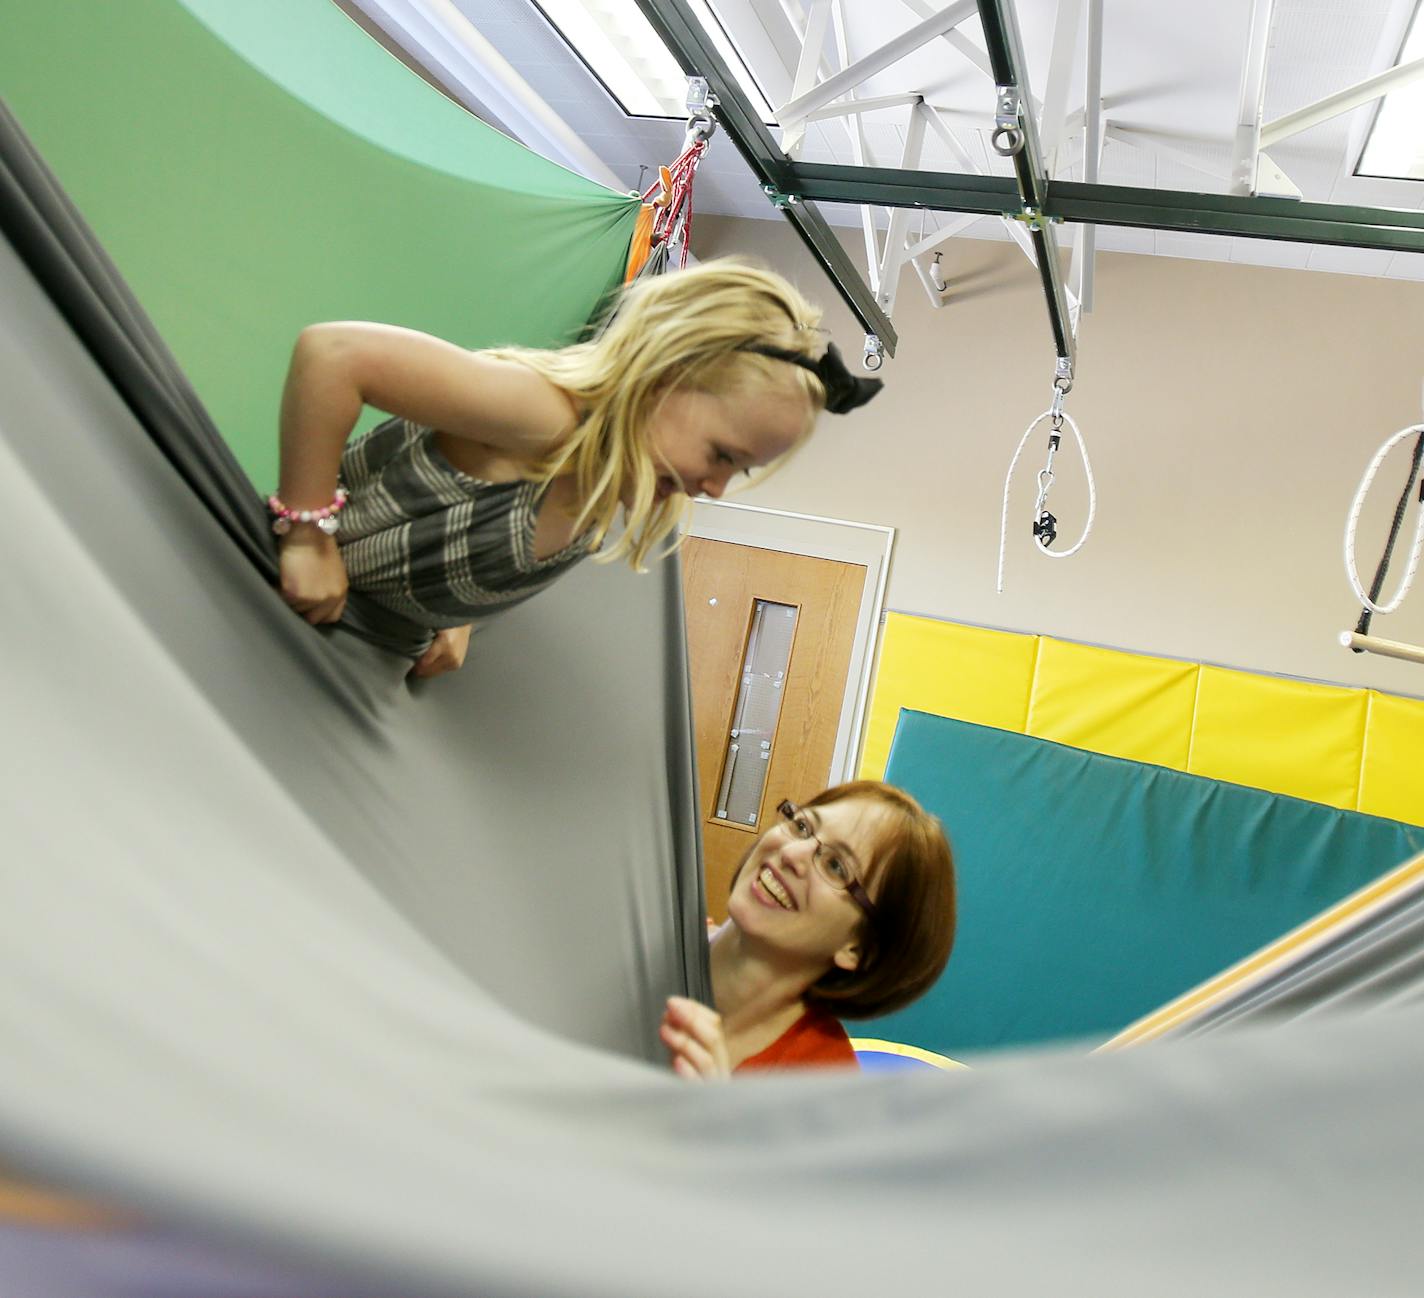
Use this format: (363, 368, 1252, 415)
(0, 0, 636, 486)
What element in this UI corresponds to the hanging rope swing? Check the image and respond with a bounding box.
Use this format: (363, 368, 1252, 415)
(997, 371, 1097, 593)
(624, 110, 715, 283)
(1340, 410, 1424, 665)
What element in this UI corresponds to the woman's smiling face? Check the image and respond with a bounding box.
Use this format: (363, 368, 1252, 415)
(726, 796, 891, 977)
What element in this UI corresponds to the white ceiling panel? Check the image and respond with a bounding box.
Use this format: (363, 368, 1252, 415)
(1306, 243, 1399, 275)
(1387, 249, 1424, 278)
(1153, 231, 1221, 261)
(1094, 224, 1156, 255)
(1228, 238, 1313, 271)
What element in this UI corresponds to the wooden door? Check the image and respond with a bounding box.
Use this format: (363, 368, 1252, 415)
(681, 537, 867, 919)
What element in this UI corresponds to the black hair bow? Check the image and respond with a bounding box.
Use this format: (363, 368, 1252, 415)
(740, 341, 884, 415)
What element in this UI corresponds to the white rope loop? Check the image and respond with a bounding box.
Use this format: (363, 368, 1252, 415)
(1343, 422, 1424, 615)
(997, 408, 1097, 593)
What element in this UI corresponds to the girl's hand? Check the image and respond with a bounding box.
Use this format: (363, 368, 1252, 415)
(411, 625, 473, 679)
(277, 526, 349, 624)
(660, 996, 731, 1082)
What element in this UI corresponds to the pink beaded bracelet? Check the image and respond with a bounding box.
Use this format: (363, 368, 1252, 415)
(267, 487, 348, 536)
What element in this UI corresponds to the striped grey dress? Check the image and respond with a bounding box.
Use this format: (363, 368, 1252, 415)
(335, 417, 595, 657)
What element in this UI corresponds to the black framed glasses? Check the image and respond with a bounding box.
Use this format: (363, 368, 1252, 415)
(775, 800, 876, 921)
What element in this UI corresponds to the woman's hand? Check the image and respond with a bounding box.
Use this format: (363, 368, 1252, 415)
(278, 527, 349, 624)
(660, 996, 731, 1081)
(410, 625, 473, 679)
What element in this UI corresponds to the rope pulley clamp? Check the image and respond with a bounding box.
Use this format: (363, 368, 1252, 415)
(1033, 420, 1063, 547)
(1033, 373, 1074, 539)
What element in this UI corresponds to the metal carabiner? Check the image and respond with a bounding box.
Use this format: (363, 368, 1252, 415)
(1049, 366, 1071, 426)
(684, 113, 717, 145)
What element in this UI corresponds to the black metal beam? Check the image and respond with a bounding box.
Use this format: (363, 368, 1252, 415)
(975, 0, 1075, 374)
(779, 165, 1424, 255)
(789, 163, 1019, 214)
(1045, 181, 1424, 254)
(630, 0, 897, 353)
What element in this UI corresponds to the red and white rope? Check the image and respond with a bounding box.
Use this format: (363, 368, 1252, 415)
(642, 138, 708, 269)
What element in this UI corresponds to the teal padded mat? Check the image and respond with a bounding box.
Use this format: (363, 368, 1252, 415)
(871, 709, 1424, 1055)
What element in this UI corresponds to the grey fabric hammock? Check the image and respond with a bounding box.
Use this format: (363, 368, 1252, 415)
(2, 97, 1423, 1297)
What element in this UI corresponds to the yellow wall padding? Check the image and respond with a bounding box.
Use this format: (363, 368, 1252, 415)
(1188, 668, 1367, 811)
(859, 616, 1037, 783)
(1361, 692, 1424, 825)
(1028, 637, 1197, 769)
(860, 614, 1424, 826)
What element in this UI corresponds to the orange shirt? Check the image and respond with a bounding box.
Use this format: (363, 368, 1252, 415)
(735, 1006, 859, 1072)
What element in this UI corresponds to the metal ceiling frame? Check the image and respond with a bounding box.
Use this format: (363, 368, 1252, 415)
(633, 0, 900, 358)
(633, 0, 1424, 371)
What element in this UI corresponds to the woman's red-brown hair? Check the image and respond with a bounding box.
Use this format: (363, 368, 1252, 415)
(800, 780, 957, 1020)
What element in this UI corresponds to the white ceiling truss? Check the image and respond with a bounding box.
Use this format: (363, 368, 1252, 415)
(736, 0, 1424, 342)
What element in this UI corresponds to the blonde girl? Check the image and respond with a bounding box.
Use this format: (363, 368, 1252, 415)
(272, 258, 881, 676)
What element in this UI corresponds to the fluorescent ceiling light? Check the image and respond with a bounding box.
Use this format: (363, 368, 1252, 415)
(1357, 3, 1424, 180)
(531, 0, 775, 122)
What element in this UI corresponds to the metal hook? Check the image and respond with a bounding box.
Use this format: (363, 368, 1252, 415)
(990, 125, 1024, 156)
(684, 113, 717, 145)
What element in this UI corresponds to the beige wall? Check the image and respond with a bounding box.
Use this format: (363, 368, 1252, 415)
(696, 214, 1424, 699)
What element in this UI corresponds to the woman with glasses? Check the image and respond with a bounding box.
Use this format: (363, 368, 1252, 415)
(660, 780, 956, 1078)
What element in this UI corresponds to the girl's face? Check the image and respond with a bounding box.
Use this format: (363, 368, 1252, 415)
(646, 377, 811, 504)
(726, 796, 890, 977)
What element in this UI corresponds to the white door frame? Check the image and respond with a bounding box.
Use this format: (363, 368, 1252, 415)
(686, 500, 895, 784)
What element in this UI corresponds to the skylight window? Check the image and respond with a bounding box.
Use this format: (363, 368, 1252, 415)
(530, 0, 775, 122)
(1357, 3, 1424, 181)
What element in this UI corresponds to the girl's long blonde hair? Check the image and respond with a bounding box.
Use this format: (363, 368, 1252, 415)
(493, 258, 826, 570)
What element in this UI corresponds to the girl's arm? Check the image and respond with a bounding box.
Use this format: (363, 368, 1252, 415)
(279, 321, 577, 506)
(275, 323, 578, 625)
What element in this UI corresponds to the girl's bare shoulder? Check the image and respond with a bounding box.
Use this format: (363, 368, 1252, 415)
(467, 352, 582, 454)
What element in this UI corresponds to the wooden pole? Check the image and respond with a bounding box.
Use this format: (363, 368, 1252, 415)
(1339, 631, 1424, 665)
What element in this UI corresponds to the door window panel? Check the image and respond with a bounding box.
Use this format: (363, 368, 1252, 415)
(714, 600, 798, 826)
